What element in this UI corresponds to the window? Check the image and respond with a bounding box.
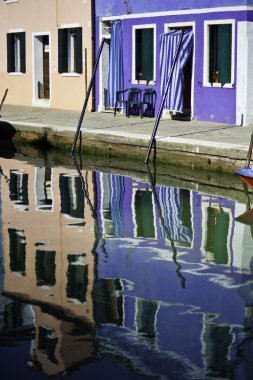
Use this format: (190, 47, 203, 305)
(204, 21, 234, 86)
(9, 228, 26, 276)
(59, 174, 84, 219)
(133, 25, 155, 83)
(35, 250, 56, 287)
(66, 254, 88, 303)
(35, 167, 52, 211)
(134, 189, 155, 238)
(7, 32, 26, 73)
(58, 27, 82, 74)
(9, 170, 29, 206)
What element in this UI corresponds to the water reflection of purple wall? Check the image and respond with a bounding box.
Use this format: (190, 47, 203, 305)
(93, 171, 253, 378)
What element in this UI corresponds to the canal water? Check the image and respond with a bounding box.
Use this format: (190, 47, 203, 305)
(1, 150, 253, 380)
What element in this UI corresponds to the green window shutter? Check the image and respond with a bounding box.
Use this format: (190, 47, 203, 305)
(209, 26, 218, 82)
(141, 28, 153, 81)
(7, 33, 15, 73)
(75, 27, 83, 74)
(20, 32, 26, 73)
(58, 28, 68, 73)
(135, 29, 142, 79)
(218, 24, 232, 84)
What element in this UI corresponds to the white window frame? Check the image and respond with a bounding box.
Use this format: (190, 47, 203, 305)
(132, 24, 156, 85)
(203, 19, 235, 88)
(60, 23, 81, 77)
(7, 28, 24, 75)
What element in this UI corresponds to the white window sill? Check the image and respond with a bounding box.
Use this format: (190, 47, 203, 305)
(4, 0, 18, 3)
(132, 79, 156, 86)
(61, 73, 80, 77)
(203, 82, 234, 89)
(8, 72, 24, 76)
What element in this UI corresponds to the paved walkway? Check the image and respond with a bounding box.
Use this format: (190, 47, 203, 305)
(1, 104, 253, 169)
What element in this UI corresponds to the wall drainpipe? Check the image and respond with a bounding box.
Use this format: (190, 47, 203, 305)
(91, 0, 96, 112)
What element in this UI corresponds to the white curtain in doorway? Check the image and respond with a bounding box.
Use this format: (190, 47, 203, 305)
(106, 20, 123, 108)
(160, 29, 193, 112)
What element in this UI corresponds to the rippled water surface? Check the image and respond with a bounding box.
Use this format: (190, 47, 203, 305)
(1, 151, 253, 380)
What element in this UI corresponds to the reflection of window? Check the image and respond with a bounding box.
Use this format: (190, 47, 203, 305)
(4, 302, 22, 331)
(36, 250, 56, 287)
(204, 21, 234, 85)
(135, 298, 158, 339)
(133, 26, 155, 82)
(58, 27, 82, 74)
(204, 206, 229, 264)
(134, 189, 155, 238)
(59, 174, 84, 219)
(7, 31, 26, 73)
(38, 326, 58, 364)
(9, 228, 26, 276)
(9, 170, 29, 206)
(93, 279, 123, 325)
(35, 167, 52, 211)
(202, 319, 232, 377)
(4, 302, 34, 332)
(66, 254, 88, 303)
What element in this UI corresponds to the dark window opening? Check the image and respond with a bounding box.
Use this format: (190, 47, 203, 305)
(66, 254, 88, 303)
(35, 250, 56, 287)
(209, 24, 232, 84)
(135, 28, 154, 82)
(9, 228, 26, 276)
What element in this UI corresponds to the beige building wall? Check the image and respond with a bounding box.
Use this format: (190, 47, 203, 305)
(33, 307, 95, 375)
(0, 157, 96, 324)
(0, 0, 93, 111)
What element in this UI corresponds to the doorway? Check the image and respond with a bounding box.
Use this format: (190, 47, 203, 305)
(180, 49, 193, 118)
(33, 34, 50, 107)
(164, 25, 194, 120)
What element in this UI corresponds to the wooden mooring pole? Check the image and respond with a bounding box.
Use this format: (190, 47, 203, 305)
(0, 89, 8, 115)
(245, 131, 253, 168)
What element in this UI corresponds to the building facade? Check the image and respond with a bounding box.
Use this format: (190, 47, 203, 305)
(95, 0, 253, 125)
(0, 0, 94, 111)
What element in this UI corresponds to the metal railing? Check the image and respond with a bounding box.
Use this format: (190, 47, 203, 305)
(71, 38, 106, 154)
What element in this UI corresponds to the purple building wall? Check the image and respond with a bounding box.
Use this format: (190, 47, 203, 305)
(95, 0, 252, 17)
(95, 1, 253, 124)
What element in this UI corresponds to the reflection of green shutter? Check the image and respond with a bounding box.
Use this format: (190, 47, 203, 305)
(218, 25, 231, 84)
(135, 190, 155, 238)
(213, 211, 229, 265)
(141, 28, 153, 81)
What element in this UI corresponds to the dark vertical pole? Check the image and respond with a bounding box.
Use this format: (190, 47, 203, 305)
(145, 29, 185, 165)
(91, 0, 96, 112)
(0, 89, 8, 113)
(71, 38, 105, 154)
